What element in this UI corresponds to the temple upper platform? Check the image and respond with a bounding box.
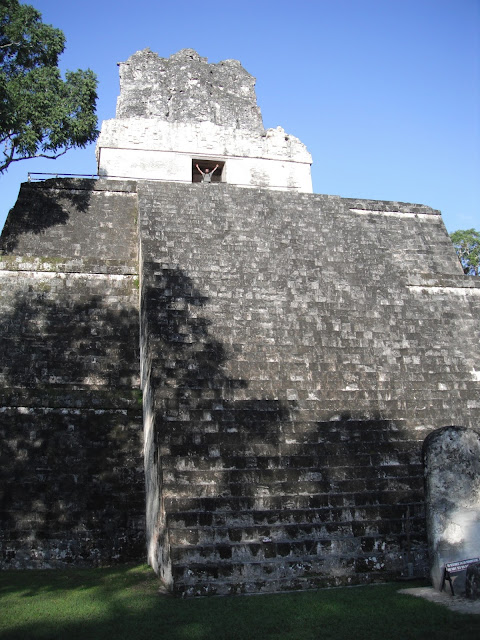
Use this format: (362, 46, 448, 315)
(96, 49, 313, 192)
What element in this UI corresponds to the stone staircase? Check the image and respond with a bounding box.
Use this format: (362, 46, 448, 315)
(161, 418, 425, 595)
(135, 182, 480, 595)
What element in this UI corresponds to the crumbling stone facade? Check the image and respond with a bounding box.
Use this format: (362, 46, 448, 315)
(1, 50, 479, 595)
(96, 49, 312, 192)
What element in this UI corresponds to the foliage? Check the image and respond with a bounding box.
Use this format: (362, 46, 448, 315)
(450, 228, 480, 276)
(0, 565, 479, 640)
(0, 0, 98, 173)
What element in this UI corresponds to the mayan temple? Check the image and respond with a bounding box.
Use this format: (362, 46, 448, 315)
(1, 49, 479, 597)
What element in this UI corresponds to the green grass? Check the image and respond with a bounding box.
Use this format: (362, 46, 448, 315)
(0, 565, 478, 640)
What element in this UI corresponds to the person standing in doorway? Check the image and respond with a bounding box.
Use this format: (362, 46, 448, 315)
(196, 163, 219, 183)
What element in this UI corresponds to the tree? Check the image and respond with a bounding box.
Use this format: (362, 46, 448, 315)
(450, 228, 480, 276)
(0, 0, 98, 173)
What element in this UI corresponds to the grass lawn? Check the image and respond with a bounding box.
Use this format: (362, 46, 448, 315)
(0, 565, 479, 640)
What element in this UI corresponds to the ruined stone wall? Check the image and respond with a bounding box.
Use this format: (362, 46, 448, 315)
(138, 181, 480, 595)
(1, 176, 479, 594)
(0, 179, 138, 258)
(0, 180, 145, 568)
(115, 49, 263, 131)
(96, 49, 313, 192)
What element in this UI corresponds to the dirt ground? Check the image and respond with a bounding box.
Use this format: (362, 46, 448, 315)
(399, 587, 480, 615)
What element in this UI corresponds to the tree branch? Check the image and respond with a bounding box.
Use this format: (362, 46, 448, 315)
(0, 131, 15, 145)
(0, 146, 71, 174)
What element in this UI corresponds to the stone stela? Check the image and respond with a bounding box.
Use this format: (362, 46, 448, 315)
(0, 49, 479, 597)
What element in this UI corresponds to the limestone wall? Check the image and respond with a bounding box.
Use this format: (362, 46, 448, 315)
(115, 48, 264, 131)
(138, 181, 480, 595)
(97, 120, 312, 191)
(1, 176, 479, 594)
(0, 179, 138, 258)
(96, 49, 313, 192)
(0, 181, 145, 568)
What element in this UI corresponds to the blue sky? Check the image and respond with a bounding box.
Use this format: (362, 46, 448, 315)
(1, 0, 479, 233)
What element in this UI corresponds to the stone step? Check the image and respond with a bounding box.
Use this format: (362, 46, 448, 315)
(159, 446, 421, 470)
(158, 438, 423, 457)
(160, 465, 422, 489)
(154, 424, 418, 443)
(168, 531, 425, 564)
(169, 558, 403, 597)
(167, 518, 426, 546)
(159, 444, 423, 461)
(166, 503, 426, 528)
(160, 463, 422, 480)
(163, 482, 424, 512)
(161, 477, 423, 499)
